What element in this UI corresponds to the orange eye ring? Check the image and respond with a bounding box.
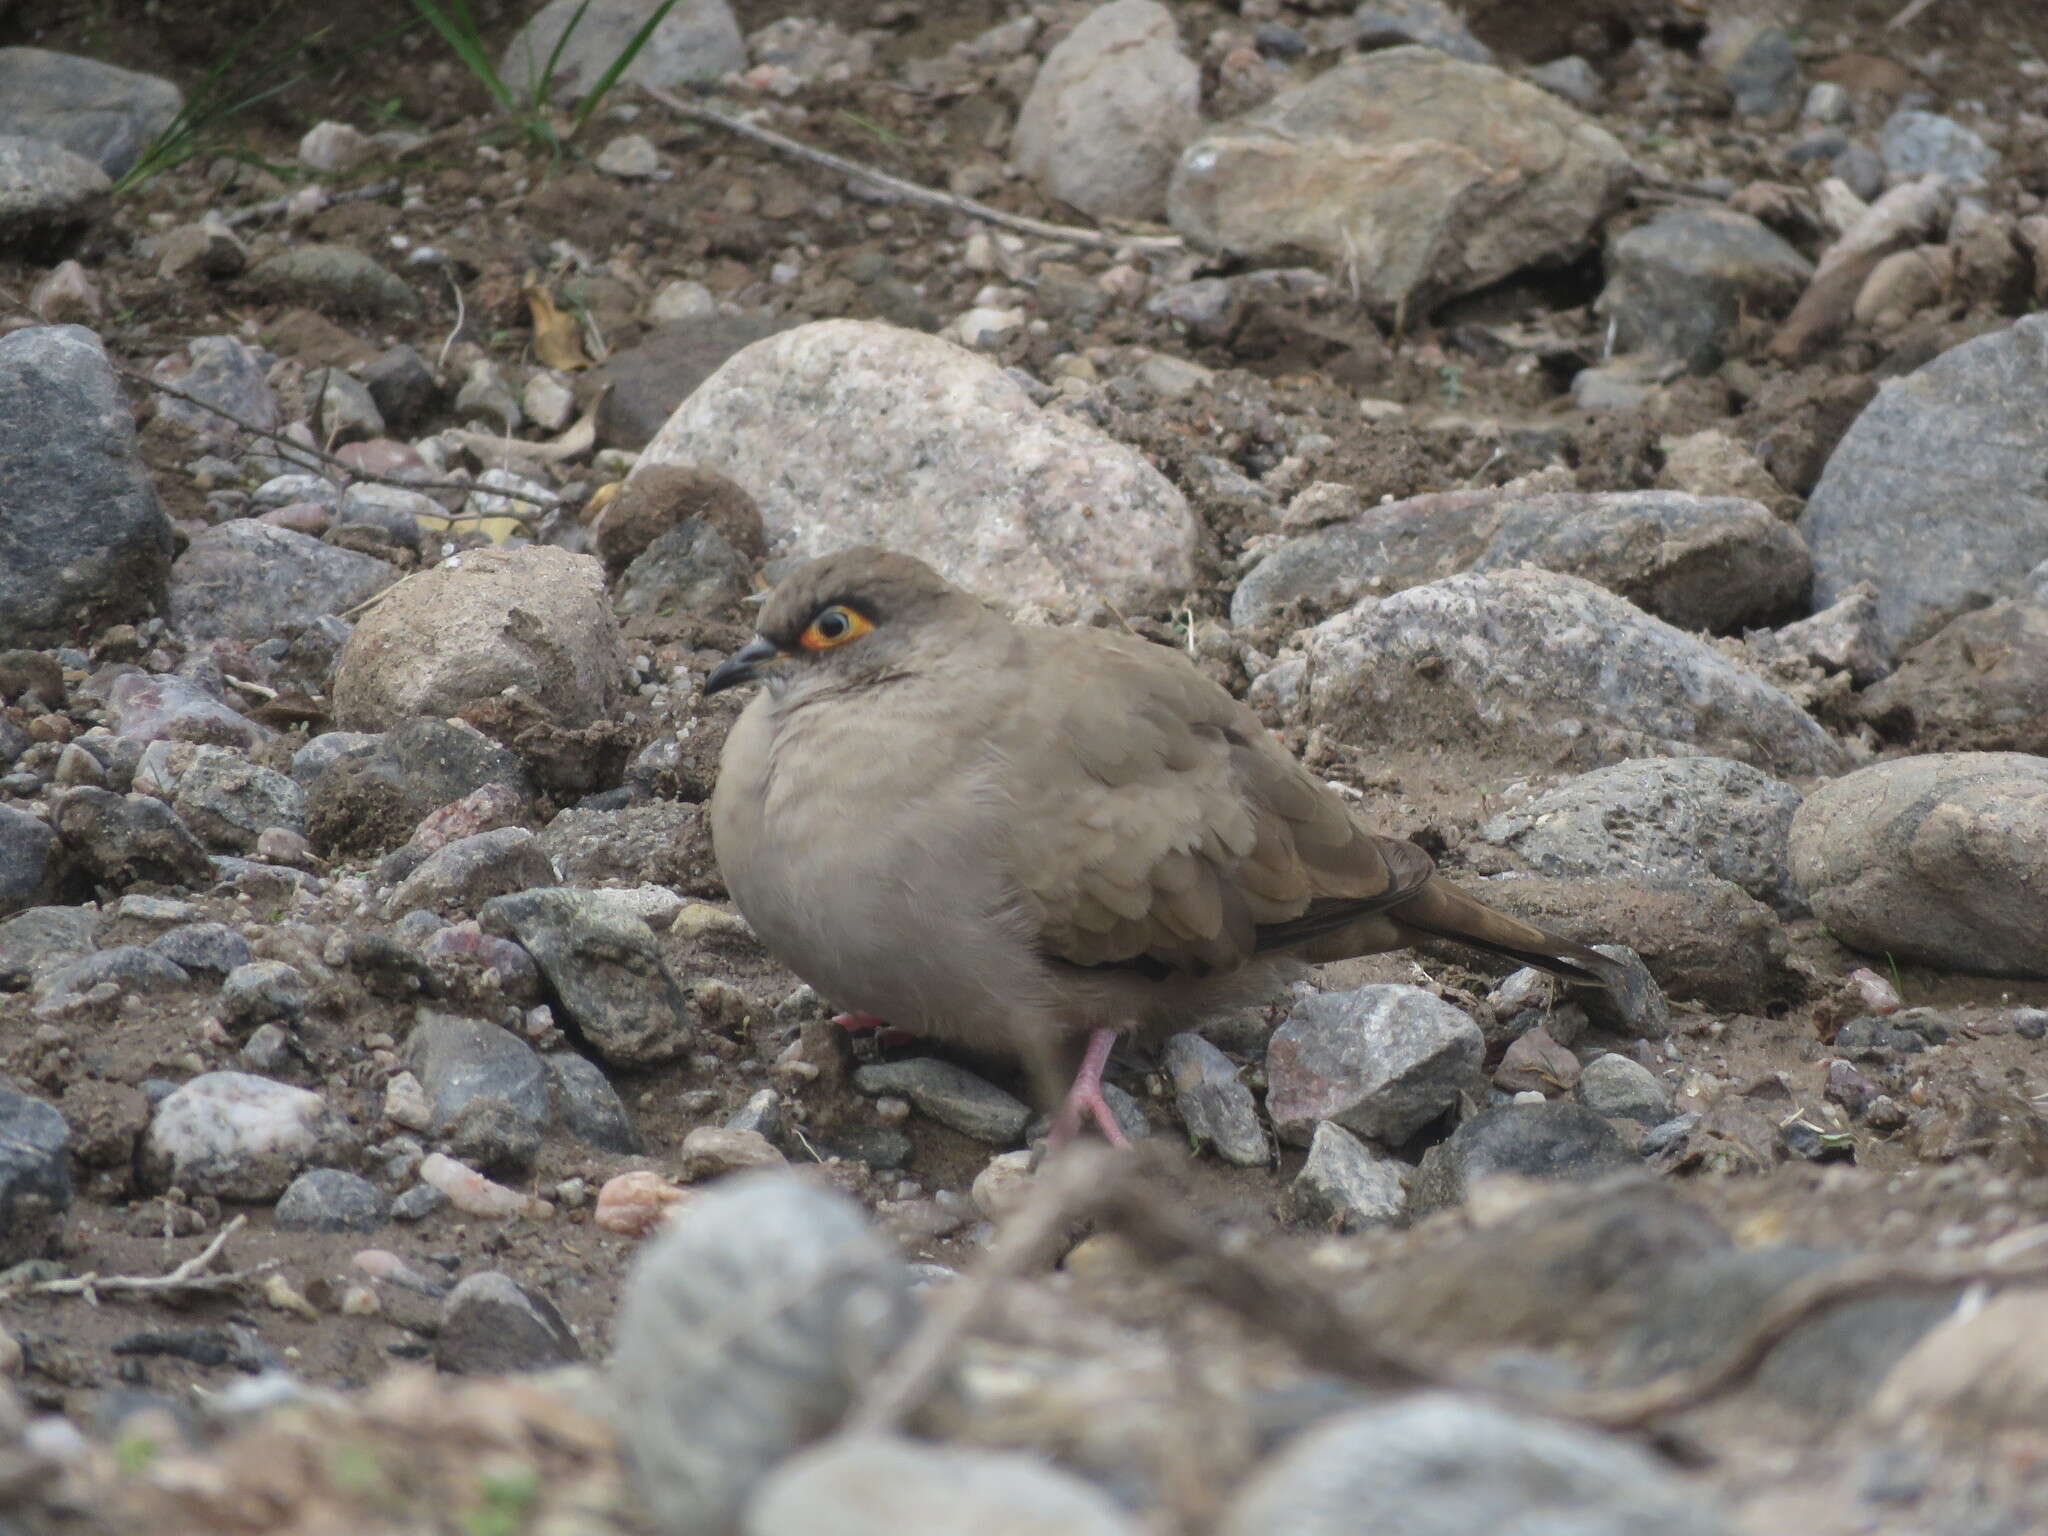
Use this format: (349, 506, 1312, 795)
(798, 604, 874, 651)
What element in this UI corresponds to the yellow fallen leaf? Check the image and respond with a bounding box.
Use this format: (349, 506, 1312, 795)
(525, 283, 590, 371)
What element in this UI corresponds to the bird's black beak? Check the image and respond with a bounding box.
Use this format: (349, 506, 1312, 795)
(704, 635, 784, 696)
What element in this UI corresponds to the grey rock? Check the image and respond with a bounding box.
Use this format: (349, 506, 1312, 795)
(239, 1022, 297, 1075)
(1237, 491, 1809, 635)
(0, 805, 62, 918)
(290, 731, 379, 787)
(453, 359, 520, 432)
(361, 344, 438, 429)
(1010, 0, 1200, 223)
(589, 314, 797, 450)
(274, 1167, 388, 1232)
(0, 135, 108, 253)
(852, 1059, 1032, 1145)
(725, 1088, 783, 1142)
(138, 1071, 345, 1200)
(436, 1271, 582, 1373)
(501, 0, 746, 101)
(219, 960, 310, 1031)
(613, 520, 753, 622)
(1790, 752, 2048, 977)
(1468, 493, 1810, 633)
(1481, 756, 1807, 916)
(146, 922, 253, 977)
(169, 748, 305, 853)
(1802, 313, 2048, 650)
(1352, 0, 1492, 62)
(1473, 874, 1792, 1014)
(388, 827, 558, 915)
(746, 1436, 1140, 1536)
(167, 522, 395, 645)
(1266, 984, 1483, 1147)
(540, 799, 713, 892)
(405, 1010, 551, 1147)
(52, 788, 213, 889)
(1616, 1247, 1957, 1417)
(334, 484, 428, 554)
(1880, 110, 1997, 188)
(155, 220, 246, 280)
(1281, 1121, 1407, 1232)
(0, 1082, 71, 1265)
(34, 944, 189, 1008)
(332, 544, 627, 732)
(1410, 1101, 1637, 1215)
(1528, 55, 1601, 109)
(481, 887, 695, 1065)
(305, 366, 384, 443)
(391, 1182, 446, 1221)
(1597, 209, 1812, 373)
(0, 326, 172, 646)
(1714, 23, 1800, 119)
(1576, 1054, 1670, 1125)
(149, 334, 278, 447)
(1218, 1393, 1731, 1536)
(612, 1172, 918, 1534)
(1748, 583, 1892, 687)
(0, 905, 97, 987)
(303, 719, 531, 858)
(0, 48, 183, 178)
(1304, 570, 1846, 774)
(110, 675, 267, 751)
(246, 244, 417, 316)
(1861, 601, 2048, 754)
(547, 1051, 642, 1153)
(1161, 1032, 1269, 1166)
(1576, 944, 1672, 1040)
(641, 319, 1201, 616)
(1169, 48, 1631, 313)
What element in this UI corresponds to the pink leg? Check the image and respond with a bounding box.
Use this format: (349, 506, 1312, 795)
(1049, 1027, 1131, 1149)
(832, 1011, 887, 1032)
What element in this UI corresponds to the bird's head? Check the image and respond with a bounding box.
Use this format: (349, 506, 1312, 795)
(703, 546, 976, 698)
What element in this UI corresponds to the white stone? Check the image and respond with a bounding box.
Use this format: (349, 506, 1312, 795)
(140, 1072, 342, 1200)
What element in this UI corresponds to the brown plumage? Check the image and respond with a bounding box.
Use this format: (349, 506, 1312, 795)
(706, 547, 1621, 1144)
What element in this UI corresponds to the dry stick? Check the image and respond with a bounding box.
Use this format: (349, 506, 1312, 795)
(0, 1215, 277, 1304)
(221, 178, 401, 229)
(640, 84, 1185, 257)
(844, 1144, 1123, 1437)
(1555, 1246, 2048, 1430)
(117, 366, 564, 519)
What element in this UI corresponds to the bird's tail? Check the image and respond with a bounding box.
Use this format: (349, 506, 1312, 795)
(1389, 877, 1625, 989)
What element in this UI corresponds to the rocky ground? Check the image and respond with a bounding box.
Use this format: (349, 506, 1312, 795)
(3, 0, 2048, 1531)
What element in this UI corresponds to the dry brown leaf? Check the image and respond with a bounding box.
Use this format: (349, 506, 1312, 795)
(525, 282, 590, 371)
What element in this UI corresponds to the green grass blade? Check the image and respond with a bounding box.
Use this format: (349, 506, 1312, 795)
(408, 0, 517, 112)
(570, 0, 684, 134)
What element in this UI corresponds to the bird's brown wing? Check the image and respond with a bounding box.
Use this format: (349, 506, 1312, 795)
(1001, 629, 1434, 975)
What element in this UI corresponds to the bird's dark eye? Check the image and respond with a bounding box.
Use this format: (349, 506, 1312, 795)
(799, 604, 872, 651)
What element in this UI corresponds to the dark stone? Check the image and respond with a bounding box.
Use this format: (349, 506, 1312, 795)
(166, 522, 395, 646)
(546, 1051, 642, 1153)
(147, 921, 253, 977)
(588, 315, 798, 450)
(303, 720, 531, 857)
(0, 326, 172, 647)
(0, 48, 183, 178)
(274, 1167, 389, 1232)
(1409, 1101, 1638, 1215)
(480, 888, 694, 1066)
(0, 1082, 71, 1263)
(0, 804, 63, 917)
(435, 1271, 582, 1373)
(361, 344, 439, 429)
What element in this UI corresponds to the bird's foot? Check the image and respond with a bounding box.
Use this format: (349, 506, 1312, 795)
(1048, 1027, 1131, 1150)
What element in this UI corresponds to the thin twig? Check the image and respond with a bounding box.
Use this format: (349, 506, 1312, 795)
(220, 177, 401, 229)
(844, 1145, 1122, 1436)
(0, 1215, 279, 1304)
(1552, 1246, 2048, 1429)
(118, 365, 563, 518)
(1888, 0, 1941, 28)
(641, 84, 1185, 256)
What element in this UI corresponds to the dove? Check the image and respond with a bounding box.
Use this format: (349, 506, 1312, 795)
(706, 548, 1619, 1146)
